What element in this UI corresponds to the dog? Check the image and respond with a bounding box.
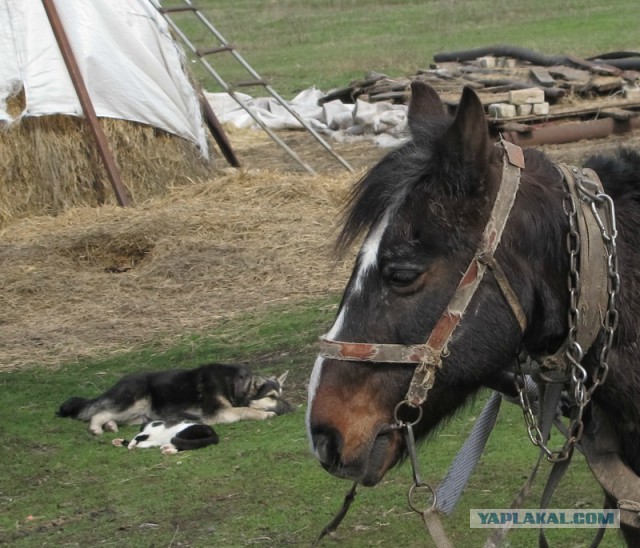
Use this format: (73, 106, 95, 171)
(112, 420, 219, 455)
(57, 363, 291, 435)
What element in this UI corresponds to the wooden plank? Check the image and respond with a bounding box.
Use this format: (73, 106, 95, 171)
(530, 67, 556, 87)
(500, 122, 533, 133)
(368, 91, 407, 102)
(493, 99, 640, 124)
(585, 76, 625, 93)
(548, 65, 590, 84)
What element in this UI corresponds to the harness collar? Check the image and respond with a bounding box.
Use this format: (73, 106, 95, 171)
(536, 164, 611, 372)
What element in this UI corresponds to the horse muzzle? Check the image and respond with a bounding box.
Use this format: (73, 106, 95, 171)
(310, 421, 404, 486)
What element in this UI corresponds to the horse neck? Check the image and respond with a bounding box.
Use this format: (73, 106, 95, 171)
(505, 158, 570, 357)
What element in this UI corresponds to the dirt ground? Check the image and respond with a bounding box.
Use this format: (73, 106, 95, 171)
(2, 127, 640, 372)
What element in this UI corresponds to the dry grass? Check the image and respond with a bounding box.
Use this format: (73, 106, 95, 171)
(2, 122, 640, 372)
(0, 157, 362, 371)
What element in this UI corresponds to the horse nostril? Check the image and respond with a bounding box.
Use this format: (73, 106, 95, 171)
(313, 428, 343, 468)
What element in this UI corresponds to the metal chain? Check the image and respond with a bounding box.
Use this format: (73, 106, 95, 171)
(584, 191, 620, 398)
(514, 168, 618, 462)
(557, 186, 588, 461)
(514, 358, 555, 460)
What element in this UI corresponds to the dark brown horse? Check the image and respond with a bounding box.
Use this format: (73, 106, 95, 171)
(306, 81, 640, 541)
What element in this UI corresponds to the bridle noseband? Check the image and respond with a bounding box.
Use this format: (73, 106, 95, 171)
(319, 139, 527, 409)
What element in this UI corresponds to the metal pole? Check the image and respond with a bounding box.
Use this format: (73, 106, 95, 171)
(41, 0, 130, 207)
(181, 0, 354, 173)
(161, 14, 317, 175)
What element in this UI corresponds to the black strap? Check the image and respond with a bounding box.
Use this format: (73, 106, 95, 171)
(313, 482, 358, 546)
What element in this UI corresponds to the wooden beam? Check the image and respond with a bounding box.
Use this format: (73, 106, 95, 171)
(42, 0, 130, 207)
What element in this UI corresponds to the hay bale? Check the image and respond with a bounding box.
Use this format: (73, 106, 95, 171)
(0, 99, 216, 228)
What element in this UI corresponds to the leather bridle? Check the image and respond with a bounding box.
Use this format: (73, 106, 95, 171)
(318, 139, 527, 410)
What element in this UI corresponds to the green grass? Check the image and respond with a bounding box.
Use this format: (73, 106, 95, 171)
(164, 0, 640, 97)
(0, 301, 626, 546)
(3, 2, 637, 545)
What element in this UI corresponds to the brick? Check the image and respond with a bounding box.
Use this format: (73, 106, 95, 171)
(499, 57, 517, 68)
(488, 103, 517, 118)
(509, 87, 545, 105)
(516, 104, 533, 116)
(478, 56, 496, 68)
(532, 102, 550, 115)
(623, 86, 640, 101)
(530, 67, 555, 87)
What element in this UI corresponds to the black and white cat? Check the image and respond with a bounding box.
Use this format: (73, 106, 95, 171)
(112, 420, 219, 455)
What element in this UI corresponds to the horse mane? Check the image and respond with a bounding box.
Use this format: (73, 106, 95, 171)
(336, 115, 640, 274)
(585, 147, 640, 201)
(336, 117, 488, 254)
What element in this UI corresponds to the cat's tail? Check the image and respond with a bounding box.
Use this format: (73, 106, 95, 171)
(57, 396, 92, 419)
(171, 425, 220, 451)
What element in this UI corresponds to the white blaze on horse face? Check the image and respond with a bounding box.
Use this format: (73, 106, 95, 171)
(306, 354, 327, 453)
(306, 305, 347, 452)
(307, 215, 389, 451)
(353, 212, 389, 294)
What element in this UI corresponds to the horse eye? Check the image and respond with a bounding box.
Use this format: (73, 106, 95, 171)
(386, 268, 421, 287)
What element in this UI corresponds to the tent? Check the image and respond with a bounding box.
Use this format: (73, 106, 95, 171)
(0, 0, 219, 225)
(1, 0, 208, 154)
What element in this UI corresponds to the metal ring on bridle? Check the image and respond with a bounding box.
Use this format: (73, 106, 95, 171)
(394, 401, 423, 426)
(408, 482, 437, 514)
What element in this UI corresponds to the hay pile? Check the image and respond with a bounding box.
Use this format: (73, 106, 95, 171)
(0, 165, 363, 371)
(0, 110, 215, 228)
(3, 117, 637, 372)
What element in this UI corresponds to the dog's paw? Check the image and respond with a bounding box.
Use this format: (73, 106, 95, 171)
(112, 438, 125, 447)
(161, 444, 178, 455)
(262, 411, 277, 420)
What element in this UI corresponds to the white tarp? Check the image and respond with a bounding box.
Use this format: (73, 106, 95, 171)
(0, 0, 208, 155)
(206, 87, 409, 148)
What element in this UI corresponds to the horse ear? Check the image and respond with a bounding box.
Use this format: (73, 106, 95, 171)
(407, 81, 446, 134)
(444, 85, 490, 177)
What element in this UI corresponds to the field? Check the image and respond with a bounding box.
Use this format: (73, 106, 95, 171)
(2, 0, 640, 546)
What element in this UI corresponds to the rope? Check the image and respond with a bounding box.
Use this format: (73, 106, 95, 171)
(422, 508, 455, 548)
(619, 499, 640, 512)
(313, 481, 358, 546)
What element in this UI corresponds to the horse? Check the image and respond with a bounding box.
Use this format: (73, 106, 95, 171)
(306, 81, 640, 543)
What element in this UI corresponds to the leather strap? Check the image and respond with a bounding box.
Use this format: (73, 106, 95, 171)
(318, 339, 430, 364)
(540, 165, 610, 370)
(480, 255, 527, 333)
(406, 139, 523, 406)
(581, 405, 640, 530)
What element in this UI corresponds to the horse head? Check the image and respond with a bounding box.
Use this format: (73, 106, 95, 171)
(306, 82, 570, 486)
